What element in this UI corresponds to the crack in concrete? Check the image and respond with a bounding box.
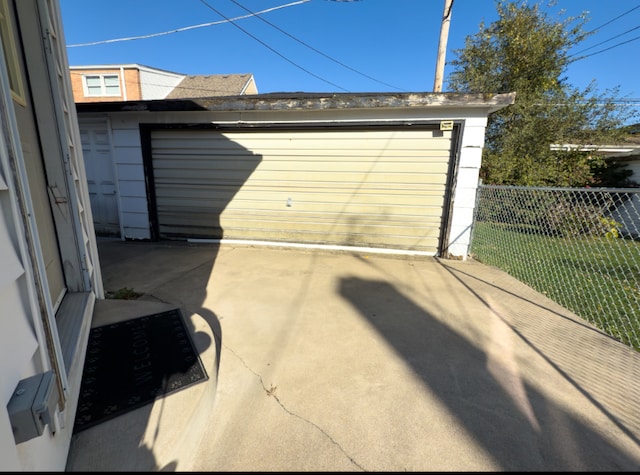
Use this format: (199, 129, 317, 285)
(226, 345, 366, 471)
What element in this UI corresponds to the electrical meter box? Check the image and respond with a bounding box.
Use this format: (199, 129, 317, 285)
(7, 371, 59, 444)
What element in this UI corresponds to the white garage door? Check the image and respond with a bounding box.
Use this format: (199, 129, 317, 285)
(150, 126, 456, 254)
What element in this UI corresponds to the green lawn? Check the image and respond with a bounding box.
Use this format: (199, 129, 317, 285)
(470, 221, 640, 350)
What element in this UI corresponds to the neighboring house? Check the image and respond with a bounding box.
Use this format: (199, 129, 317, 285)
(76, 92, 515, 258)
(550, 124, 640, 160)
(69, 64, 258, 103)
(605, 148, 640, 239)
(72, 65, 258, 235)
(551, 127, 640, 239)
(1, 0, 102, 470)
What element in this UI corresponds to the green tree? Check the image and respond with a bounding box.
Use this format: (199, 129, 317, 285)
(447, 0, 637, 187)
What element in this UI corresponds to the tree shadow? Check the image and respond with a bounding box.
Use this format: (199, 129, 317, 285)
(338, 275, 640, 471)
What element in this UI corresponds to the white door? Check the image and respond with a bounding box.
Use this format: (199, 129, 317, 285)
(80, 120, 120, 236)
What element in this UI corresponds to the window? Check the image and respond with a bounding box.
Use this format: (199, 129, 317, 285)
(83, 74, 121, 97)
(0, 0, 26, 105)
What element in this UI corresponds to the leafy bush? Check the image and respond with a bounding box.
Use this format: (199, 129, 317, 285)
(545, 200, 621, 238)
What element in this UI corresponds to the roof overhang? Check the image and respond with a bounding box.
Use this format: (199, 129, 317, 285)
(75, 92, 516, 114)
(550, 143, 640, 159)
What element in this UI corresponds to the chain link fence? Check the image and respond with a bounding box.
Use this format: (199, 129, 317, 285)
(470, 185, 640, 351)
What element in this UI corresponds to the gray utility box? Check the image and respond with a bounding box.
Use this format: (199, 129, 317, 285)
(7, 371, 59, 444)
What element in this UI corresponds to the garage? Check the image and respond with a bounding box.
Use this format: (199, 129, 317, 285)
(78, 92, 515, 258)
(147, 123, 459, 255)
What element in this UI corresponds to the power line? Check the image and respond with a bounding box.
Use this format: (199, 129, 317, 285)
(584, 3, 640, 34)
(569, 34, 640, 63)
(66, 0, 311, 47)
(197, 0, 349, 91)
(226, 0, 406, 91)
(568, 3, 640, 62)
(570, 24, 640, 56)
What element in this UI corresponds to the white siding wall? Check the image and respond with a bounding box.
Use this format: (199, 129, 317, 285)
(446, 114, 488, 258)
(110, 117, 150, 239)
(0, 138, 40, 471)
(139, 69, 184, 100)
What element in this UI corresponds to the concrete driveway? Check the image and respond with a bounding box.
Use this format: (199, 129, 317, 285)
(65, 238, 640, 471)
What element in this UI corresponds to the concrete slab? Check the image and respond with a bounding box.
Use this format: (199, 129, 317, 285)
(66, 239, 640, 471)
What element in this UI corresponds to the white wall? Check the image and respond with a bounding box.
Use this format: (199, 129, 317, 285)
(139, 68, 184, 100)
(445, 113, 489, 258)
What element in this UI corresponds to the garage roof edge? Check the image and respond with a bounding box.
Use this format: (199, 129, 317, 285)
(75, 92, 516, 114)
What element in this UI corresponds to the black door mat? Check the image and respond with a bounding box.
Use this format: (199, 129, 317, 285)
(73, 308, 208, 434)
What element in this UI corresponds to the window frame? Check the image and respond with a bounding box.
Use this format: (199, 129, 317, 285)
(82, 74, 122, 97)
(0, 0, 26, 105)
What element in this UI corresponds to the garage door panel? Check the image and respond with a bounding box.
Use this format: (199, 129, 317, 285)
(158, 224, 440, 252)
(153, 130, 452, 149)
(158, 218, 442, 250)
(156, 150, 451, 160)
(156, 186, 446, 207)
(153, 157, 451, 173)
(158, 208, 444, 240)
(160, 212, 443, 232)
(154, 168, 450, 185)
(156, 183, 447, 196)
(151, 128, 453, 253)
(158, 199, 442, 221)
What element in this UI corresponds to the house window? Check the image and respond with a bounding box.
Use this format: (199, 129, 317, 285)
(0, 0, 26, 105)
(83, 74, 121, 97)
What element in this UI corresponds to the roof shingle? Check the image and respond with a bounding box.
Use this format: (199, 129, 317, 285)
(165, 73, 254, 99)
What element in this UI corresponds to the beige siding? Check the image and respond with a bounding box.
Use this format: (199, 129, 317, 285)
(151, 128, 453, 253)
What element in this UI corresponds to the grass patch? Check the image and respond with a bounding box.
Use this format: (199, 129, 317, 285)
(471, 221, 640, 350)
(105, 287, 143, 300)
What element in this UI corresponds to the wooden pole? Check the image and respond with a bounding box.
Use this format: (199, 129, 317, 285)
(433, 0, 454, 92)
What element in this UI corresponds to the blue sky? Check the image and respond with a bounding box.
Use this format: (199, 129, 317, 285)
(60, 0, 639, 107)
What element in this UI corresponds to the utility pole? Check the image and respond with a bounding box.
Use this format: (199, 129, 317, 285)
(433, 0, 454, 92)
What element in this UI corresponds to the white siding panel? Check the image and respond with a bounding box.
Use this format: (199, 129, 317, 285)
(116, 163, 145, 181)
(151, 128, 453, 253)
(445, 121, 487, 258)
(0, 279, 38, 399)
(455, 167, 481, 189)
(458, 146, 482, 168)
(124, 227, 151, 240)
(118, 180, 147, 197)
(120, 196, 148, 213)
(113, 146, 143, 164)
(139, 69, 184, 100)
(0, 205, 24, 291)
(111, 123, 150, 239)
(111, 128, 142, 147)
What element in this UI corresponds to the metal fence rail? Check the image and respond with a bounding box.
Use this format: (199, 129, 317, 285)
(470, 185, 640, 351)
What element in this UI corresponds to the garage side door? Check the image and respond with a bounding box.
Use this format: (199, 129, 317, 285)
(80, 119, 120, 236)
(150, 127, 453, 253)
